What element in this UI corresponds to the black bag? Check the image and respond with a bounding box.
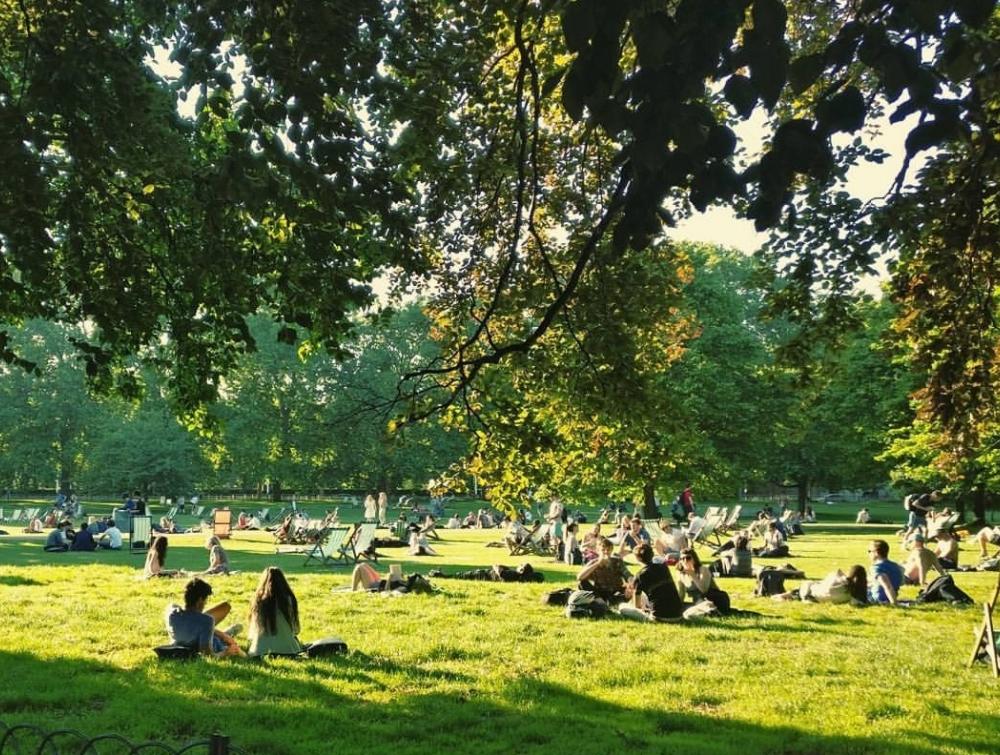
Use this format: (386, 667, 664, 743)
(917, 575, 974, 605)
(304, 637, 349, 657)
(153, 643, 199, 661)
(705, 587, 731, 613)
(541, 587, 574, 606)
(754, 568, 786, 597)
(565, 590, 609, 619)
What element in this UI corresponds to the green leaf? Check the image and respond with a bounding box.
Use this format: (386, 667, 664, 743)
(954, 0, 996, 27)
(788, 53, 825, 95)
(724, 74, 757, 118)
(816, 86, 866, 134)
(562, 0, 596, 53)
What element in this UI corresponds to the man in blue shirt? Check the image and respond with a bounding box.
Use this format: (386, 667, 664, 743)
(867, 539, 904, 605)
(165, 578, 244, 658)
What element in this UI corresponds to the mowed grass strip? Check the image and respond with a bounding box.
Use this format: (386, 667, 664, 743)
(2, 500, 999, 754)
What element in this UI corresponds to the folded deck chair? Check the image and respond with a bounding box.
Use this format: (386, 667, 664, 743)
(303, 526, 352, 567)
(130, 515, 152, 553)
(213, 508, 232, 539)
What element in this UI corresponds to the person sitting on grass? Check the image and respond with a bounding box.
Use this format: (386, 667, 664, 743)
(713, 532, 753, 578)
(975, 525, 1000, 560)
(867, 539, 903, 606)
(165, 577, 243, 658)
(202, 535, 231, 575)
(44, 521, 72, 552)
(856, 507, 871, 524)
(408, 525, 437, 556)
(247, 566, 304, 657)
(901, 533, 945, 587)
(446, 514, 462, 529)
(563, 522, 583, 565)
(935, 529, 959, 570)
(420, 514, 440, 540)
(144, 535, 180, 578)
(617, 543, 683, 622)
(577, 536, 630, 604)
(96, 521, 123, 550)
(23, 513, 43, 534)
(581, 523, 603, 562)
(676, 548, 731, 612)
(429, 563, 544, 583)
(43, 509, 59, 528)
(618, 516, 650, 556)
(753, 522, 789, 558)
(773, 566, 868, 604)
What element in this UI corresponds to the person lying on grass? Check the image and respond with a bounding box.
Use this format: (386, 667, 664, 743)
(247, 567, 305, 657)
(773, 566, 868, 604)
(901, 533, 946, 587)
(617, 543, 683, 622)
(975, 525, 1000, 559)
(576, 536, 630, 604)
(165, 577, 244, 658)
(144, 535, 181, 578)
(428, 563, 544, 583)
(676, 548, 731, 613)
(350, 563, 435, 593)
(202, 535, 231, 575)
(867, 539, 903, 606)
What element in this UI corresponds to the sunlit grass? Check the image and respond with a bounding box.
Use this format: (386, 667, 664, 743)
(1, 498, 998, 754)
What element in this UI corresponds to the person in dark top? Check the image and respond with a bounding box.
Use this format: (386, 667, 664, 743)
(70, 523, 97, 551)
(428, 563, 543, 583)
(618, 543, 683, 621)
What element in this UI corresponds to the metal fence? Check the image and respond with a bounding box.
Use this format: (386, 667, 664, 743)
(0, 722, 244, 755)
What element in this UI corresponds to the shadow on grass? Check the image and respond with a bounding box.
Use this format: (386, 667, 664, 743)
(0, 648, 996, 755)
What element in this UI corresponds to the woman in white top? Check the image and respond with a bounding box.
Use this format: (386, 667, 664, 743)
(377, 492, 389, 526)
(203, 535, 231, 575)
(363, 494, 377, 522)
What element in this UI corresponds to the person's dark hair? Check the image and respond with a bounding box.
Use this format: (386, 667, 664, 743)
(845, 565, 868, 603)
(633, 542, 654, 564)
(680, 548, 702, 569)
(871, 539, 889, 559)
(249, 566, 299, 636)
(734, 534, 750, 551)
(184, 577, 213, 609)
(567, 522, 578, 534)
(152, 534, 168, 563)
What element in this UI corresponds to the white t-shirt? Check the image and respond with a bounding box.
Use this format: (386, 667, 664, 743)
(103, 526, 123, 548)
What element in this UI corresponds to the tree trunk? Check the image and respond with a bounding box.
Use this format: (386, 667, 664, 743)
(797, 479, 809, 513)
(642, 481, 659, 519)
(972, 485, 987, 525)
(270, 479, 283, 502)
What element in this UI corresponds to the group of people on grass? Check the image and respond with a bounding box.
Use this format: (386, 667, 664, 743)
(165, 567, 306, 658)
(43, 517, 123, 551)
(143, 534, 231, 578)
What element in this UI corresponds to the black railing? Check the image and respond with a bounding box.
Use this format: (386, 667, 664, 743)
(0, 722, 244, 754)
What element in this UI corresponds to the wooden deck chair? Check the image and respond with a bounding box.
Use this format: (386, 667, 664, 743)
(694, 514, 724, 547)
(645, 521, 664, 544)
(166, 505, 179, 520)
(969, 572, 1000, 677)
(10, 508, 23, 523)
(346, 521, 379, 563)
(303, 526, 352, 567)
(256, 507, 270, 524)
(191, 505, 205, 518)
(704, 506, 721, 519)
(927, 512, 960, 540)
(130, 515, 152, 553)
(213, 508, 232, 539)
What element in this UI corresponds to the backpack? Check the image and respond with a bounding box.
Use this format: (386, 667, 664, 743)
(565, 590, 609, 619)
(541, 587, 574, 606)
(754, 568, 786, 597)
(917, 575, 974, 605)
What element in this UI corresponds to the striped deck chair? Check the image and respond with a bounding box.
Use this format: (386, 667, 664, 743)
(510, 523, 552, 557)
(718, 505, 743, 535)
(345, 521, 379, 563)
(130, 515, 152, 553)
(303, 526, 353, 567)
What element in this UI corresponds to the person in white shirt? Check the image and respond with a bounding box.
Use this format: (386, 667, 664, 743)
(856, 508, 871, 524)
(97, 523, 123, 550)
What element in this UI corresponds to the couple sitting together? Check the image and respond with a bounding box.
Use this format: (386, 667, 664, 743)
(165, 567, 309, 658)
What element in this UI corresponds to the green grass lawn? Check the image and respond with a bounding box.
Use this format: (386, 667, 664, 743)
(1, 499, 998, 754)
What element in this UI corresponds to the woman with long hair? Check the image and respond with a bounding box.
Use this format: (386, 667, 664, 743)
(247, 567, 304, 657)
(677, 548, 731, 612)
(203, 535, 231, 575)
(144, 535, 179, 578)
